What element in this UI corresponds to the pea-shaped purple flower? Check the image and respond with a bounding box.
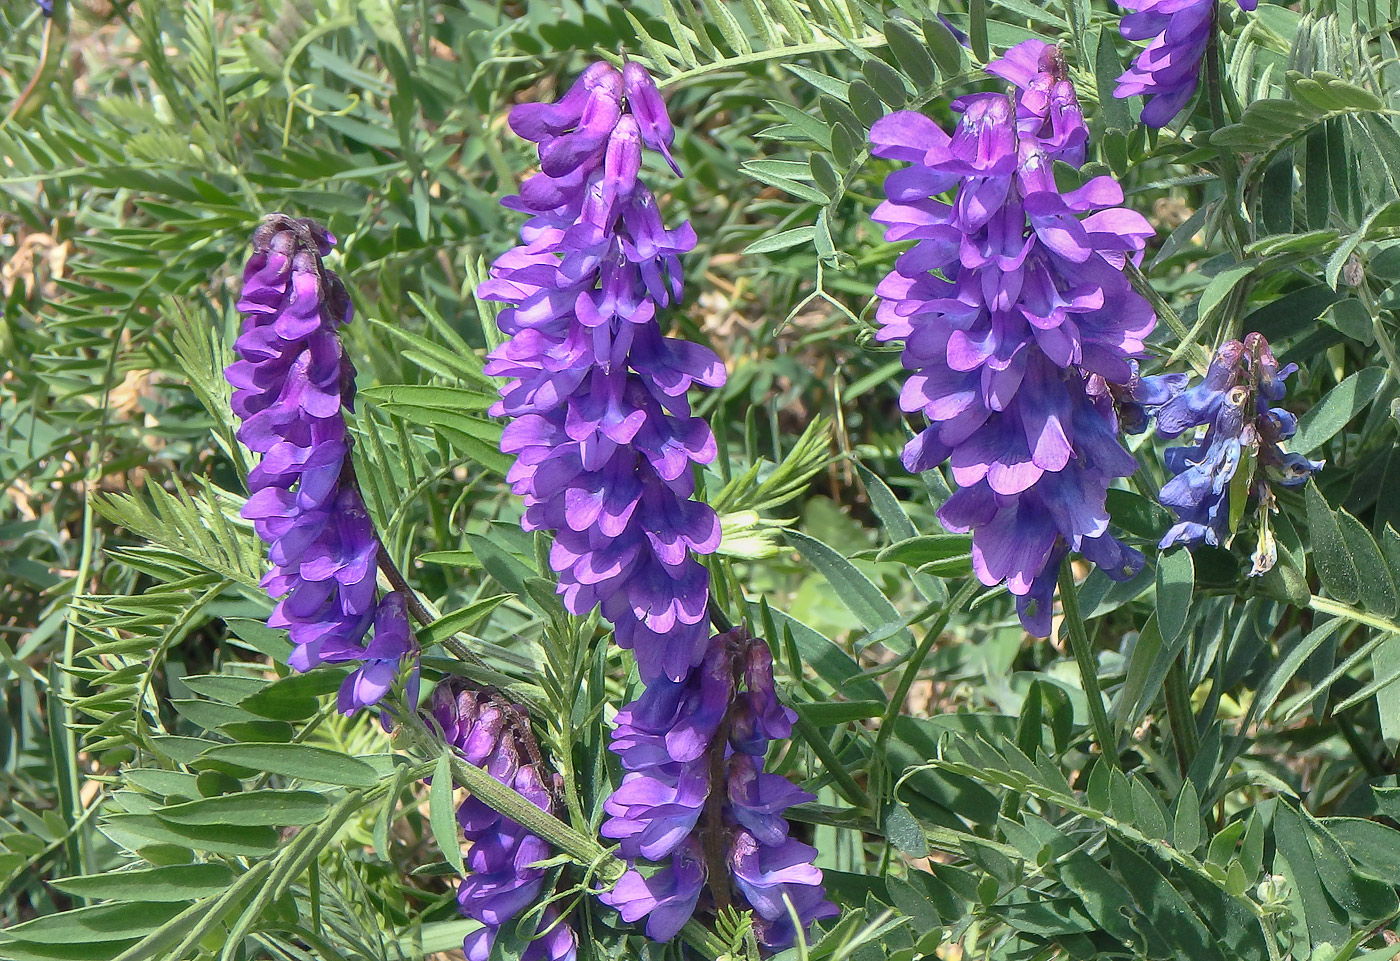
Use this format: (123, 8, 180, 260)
(427, 680, 578, 961)
(1114, 0, 1258, 128)
(1154, 333, 1322, 557)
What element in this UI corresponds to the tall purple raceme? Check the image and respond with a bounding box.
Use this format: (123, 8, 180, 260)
(480, 62, 725, 686)
(229, 215, 416, 715)
(427, 680, 577, 961)
(1114, 0, 1257, 128)
(1154, 333, 1322, 564)
(870, 41, 1159, 635)
(599, 628, 836, 951)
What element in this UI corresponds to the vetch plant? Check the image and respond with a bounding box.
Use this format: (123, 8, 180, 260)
(427, 679, 578, 961)
(1115, 0, 1258, 127)
(14, 4, 1400, 961)
(1155, 332, 1323, 564)
(599, 627, 835, 949)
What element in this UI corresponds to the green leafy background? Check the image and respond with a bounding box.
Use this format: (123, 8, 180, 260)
(4, 0, 1400, 959)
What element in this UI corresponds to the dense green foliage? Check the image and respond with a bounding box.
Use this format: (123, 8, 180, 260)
(5, 0, 1400, 959)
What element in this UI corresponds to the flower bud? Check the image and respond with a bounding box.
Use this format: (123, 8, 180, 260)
(623, 61, 680, 175)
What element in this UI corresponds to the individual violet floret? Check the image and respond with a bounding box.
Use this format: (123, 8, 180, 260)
(481, 61, 726, 686)
(1153, 333, 1322, 569)
(599, 628, 836, 951)
(229, 215, 417, 716)
(870, 41, 1158, 635)
(1090, 361, 1191, 435)
(1114, 0, 1258, 128)
(427, 680, 578, 961)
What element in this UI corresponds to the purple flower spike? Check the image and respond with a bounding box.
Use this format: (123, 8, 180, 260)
(427, 680, 578, 961)
(871, 42, 1157, 635)
(1114, 0, 1255, 128)
(229, 215, 417, 715)
(1155, 333, 1322, 558)
(483, 61, 725, 686)
(600, 629, 834, 951)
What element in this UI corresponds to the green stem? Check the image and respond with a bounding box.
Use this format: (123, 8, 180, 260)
(1334, 710, 1383, 778)
(397, 699, 618, 877)
(1125, 262, 1211, 372)
(785, 802, 1023, 861)
(788, 707, 873, 810)
(1058, 561, 1120, 769)
(656, 35, 887, 89)
(2, 0, 68, 128)
(874, 580, 980, 758)
(55, 476, 94, 884)
(1355, 280, 1400, 385)
(1164, 656, 1199, 774)
(1308, 594, 1400, 635)
(1373, 321, 1400, 389)
(1204, 20, 1250, 260)
(53, 272, 141, 882)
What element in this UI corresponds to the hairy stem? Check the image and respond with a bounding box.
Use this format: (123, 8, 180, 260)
(1204, 19, 1251, 260)
(874, 579, 980, 758)
(2, 0, 67, 128)
(1165, 656, 1200, 774)
(1058, 561, 1120, 769)
(789, 705, 873, 810)
(1309, 594, 1400, 635)
(1126, 262, 1212, 372)
(399, 698, 617, 875)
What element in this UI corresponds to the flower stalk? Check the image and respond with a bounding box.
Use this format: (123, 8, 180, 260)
(1058, 561, 1121, 769)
